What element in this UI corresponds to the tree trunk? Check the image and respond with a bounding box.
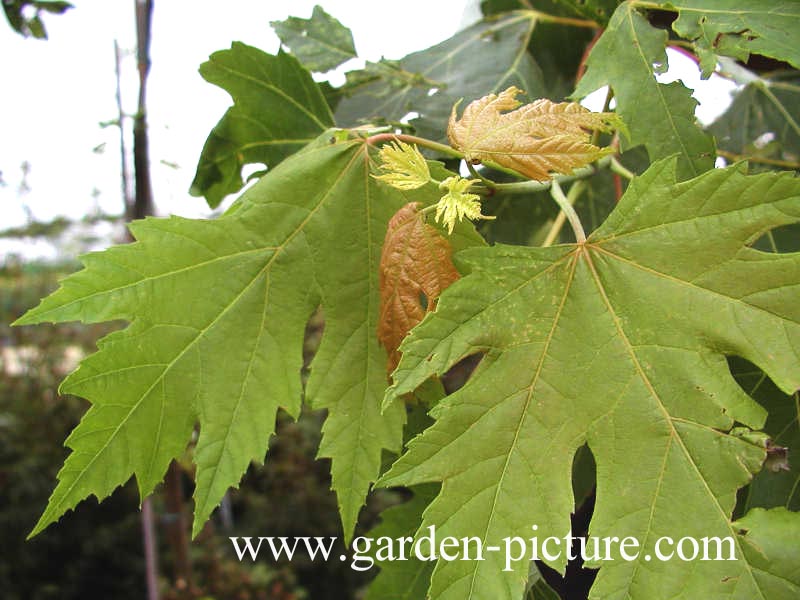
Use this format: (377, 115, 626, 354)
(132, 3, 160, 600)
(131, 0, 154, 222)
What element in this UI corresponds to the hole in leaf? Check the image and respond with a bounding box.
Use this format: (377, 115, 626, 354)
(647, 9, 678, 30)
(753, 131, 776, 149)
(748, 223, 800, 253)
(399, 111, 419, 124)
(21, 4, 37, 19)
(537, 445, 598, 597)
(572, 443, 597, 512)
(418, 291, 429, 311)
(242, 162, 268, 184)
(727, 356, 799, 517)
(441, 352, 484, 394)
(301, 306, 325, 386)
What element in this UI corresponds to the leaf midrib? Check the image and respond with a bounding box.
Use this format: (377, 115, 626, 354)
(623, 5, 701, 177)
(465, 250, 581, 598)
(211, 59, 333, 129)
(278, 21, 354, 60)
(667, 5, 799, 18)
(19, 247, 271, 324)
(194, 269, 272, 522)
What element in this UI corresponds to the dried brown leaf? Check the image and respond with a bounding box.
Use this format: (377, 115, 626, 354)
(447, 86, 621, 181)
(378, 202, 460, 373)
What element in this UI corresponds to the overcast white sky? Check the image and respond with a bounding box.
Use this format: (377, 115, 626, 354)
(0, 0, 735, 237)
(0, 0, 475, 230)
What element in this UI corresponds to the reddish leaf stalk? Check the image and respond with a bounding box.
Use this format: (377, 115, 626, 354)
(575, 27, 605, 86)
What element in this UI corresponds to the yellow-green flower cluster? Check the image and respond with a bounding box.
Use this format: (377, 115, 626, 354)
(372, 140, 431, 190)
(372, 140, 494, 235)
(435, 176, 494, 234)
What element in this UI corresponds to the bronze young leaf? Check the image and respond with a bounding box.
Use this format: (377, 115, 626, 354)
(378, 202, 460, 373)
(447, 86, 622, 181)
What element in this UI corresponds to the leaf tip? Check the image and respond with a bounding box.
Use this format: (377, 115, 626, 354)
(381, 386, 400, 413)
(27, 499, 68, 540)
(27, 519, 48, 540)
(12, 300, 59, 326)
(11, 311, 37, 327)
(190, 513, 206, 540)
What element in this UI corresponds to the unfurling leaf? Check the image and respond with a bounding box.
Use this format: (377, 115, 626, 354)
(435, 176, 494, 234)
(447, 86, 620, 181)
(372, 140, 432, 190)
(378, 203, 460, 373)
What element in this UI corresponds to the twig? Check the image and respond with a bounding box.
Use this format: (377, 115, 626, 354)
(543, 180, 586, 246)
(717, 149, 800, 170)
(365, 134, 635, 198)
(113, 40, 132, 212)
(526, 9, 599, 29)
(575, 28, 605, 86)
(466, 161, 496, 190)
(589, 87, 615, 147)
(610, 156, 635, 180)
(489, 155, 617, 196)
(669, 43, 700, 66)
(365, 132, 527, 179)
(419, 203, 438, 218)
(141, 498, 160, 600)
(549, 180, 586, 244)
(365, 132, 462, 159)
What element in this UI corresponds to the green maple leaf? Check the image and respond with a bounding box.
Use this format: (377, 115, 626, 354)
(189, 43, 334, 208)
(381, 159, 800, 599)
(16, 133, 480, 541)
(573, 1, 715, 180)
(665, 0, 800, 77)
(270, 5, 357, 73)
